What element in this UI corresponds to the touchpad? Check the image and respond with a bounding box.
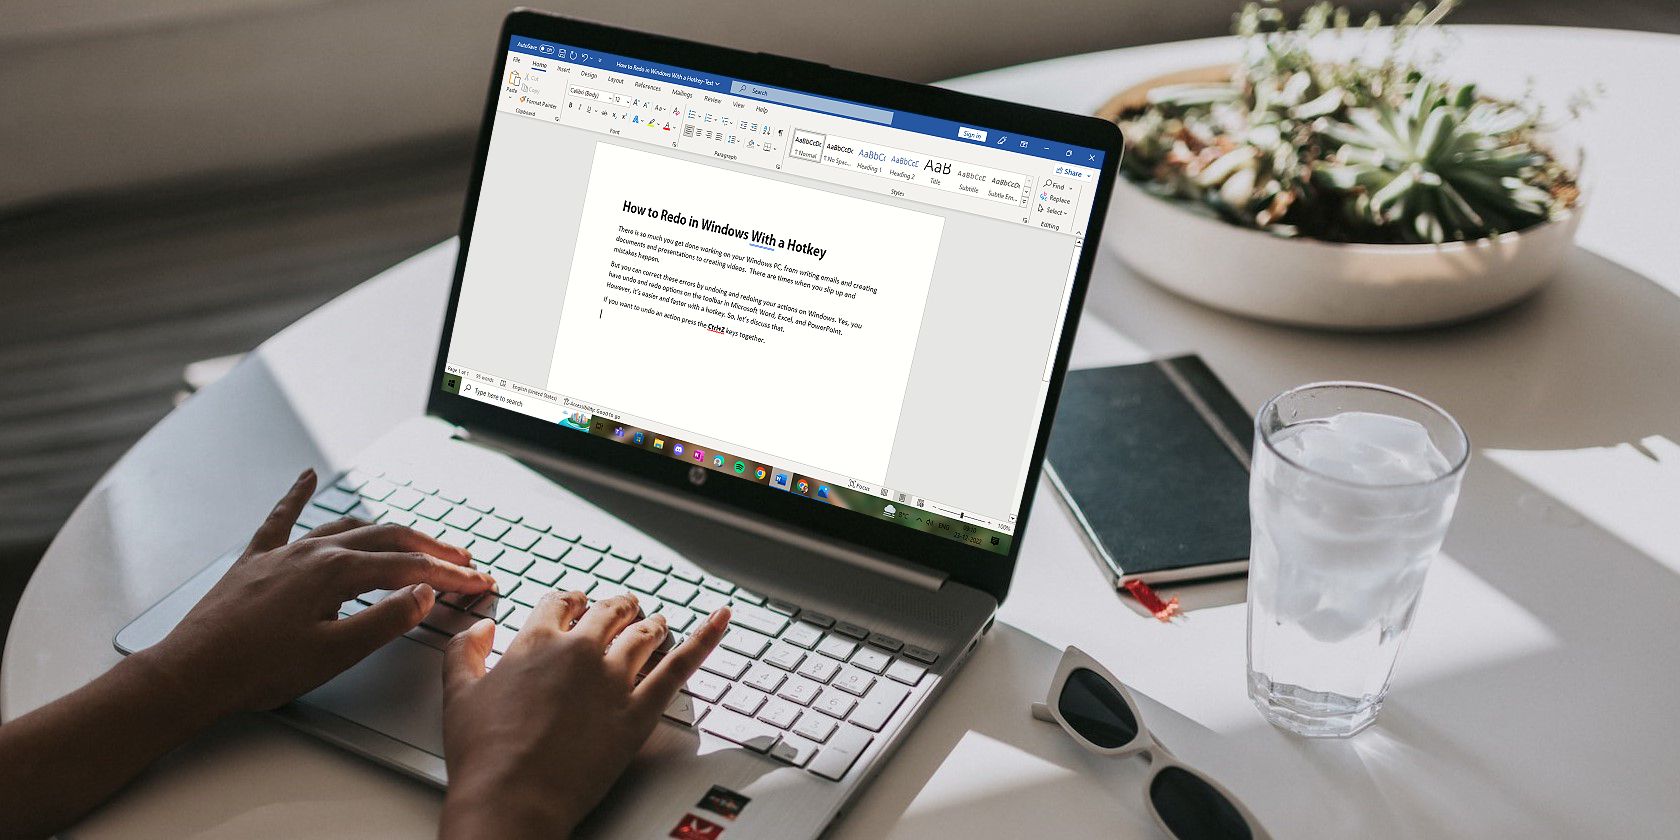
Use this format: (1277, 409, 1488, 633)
(300, 637, 447, 757)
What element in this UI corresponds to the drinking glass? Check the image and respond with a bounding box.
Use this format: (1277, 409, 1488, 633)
(1246, 382, 1469, 737)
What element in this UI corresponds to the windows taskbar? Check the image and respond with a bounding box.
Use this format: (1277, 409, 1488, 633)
(568, 410, 1013, 556)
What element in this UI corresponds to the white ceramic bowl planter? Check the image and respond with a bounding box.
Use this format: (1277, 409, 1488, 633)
(1098, 68, 1586, 331)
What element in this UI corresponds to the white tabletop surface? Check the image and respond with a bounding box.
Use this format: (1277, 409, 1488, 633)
(7, 25, 1680, 838)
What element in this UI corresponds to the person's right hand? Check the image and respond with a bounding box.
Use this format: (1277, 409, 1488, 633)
(438, 591, 730, 839)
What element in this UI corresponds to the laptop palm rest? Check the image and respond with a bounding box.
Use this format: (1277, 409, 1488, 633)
(298, 638, 447, 758)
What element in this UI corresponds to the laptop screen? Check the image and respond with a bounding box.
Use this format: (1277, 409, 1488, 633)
(440, 34, 1105, 557)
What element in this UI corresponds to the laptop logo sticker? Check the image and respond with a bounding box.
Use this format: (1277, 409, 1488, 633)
(696, 784, 750, 821)
(668, 813, 724, 840)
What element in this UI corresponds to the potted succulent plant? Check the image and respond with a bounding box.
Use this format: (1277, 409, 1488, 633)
(1099, 0, 1587, 329)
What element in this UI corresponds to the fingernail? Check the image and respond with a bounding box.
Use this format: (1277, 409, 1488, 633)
(412, 583, 435, 610)
(296, 468, 315, 483)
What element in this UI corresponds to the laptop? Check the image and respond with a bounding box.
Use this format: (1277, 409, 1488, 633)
(118, 9, 1121, 837)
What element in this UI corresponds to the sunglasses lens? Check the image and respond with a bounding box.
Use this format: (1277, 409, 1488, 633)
(1149, 766, 1252, 840)
(1056, 667, 1138, 748)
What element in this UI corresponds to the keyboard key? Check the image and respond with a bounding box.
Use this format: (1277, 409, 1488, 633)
(639, 554, 674, 574)
(467, 594, 504, 620)
(763, 643, 806, 672)
(510, 586, 546, 609)
(778, 676, 823, 706)
(495, 551, 534, 575)
(683, 671, 730, 703)
(850, 648, 892, 675)
(296, 504, 336, 530)
(404, 625, 451, 650)
(702, 575, 736, 594)
(733, 589, 767, 606)
(721, 686, 767, 717)
(493, 509, 524, 524)
(690, 589, 731, 614)
(334, 470, 372, 492)
(730, 603, 788, 637)
(807, 725, 872, 781)
(742, 663, 787, 694)
(561, 549, 602, 572)
(832, 666, 876, 697)
(484, 651, 501, 670)
(488, 568, 523, 596)
(381, 510, 420, 529)
(625, 568, 665, 595)
(339, 599, 367, 617)
(490, 623, 517, 654)
(414, 497, 452, 521)
(443, 507, 481, 531)
(437, 490, 465, 504)
(385, 487, 424, 510)
(465, 499, 495, 514)
(666, 609, 697, 634)
(886, 659, 927, 686)
(663, 693, 708, 727)
(769, 733, 819, 768)
(524, 558, 563, 586)
(594, 558, 634, 584)
(701, 647, 752, 680)
(579, 538, 610, 554)
(758, 698, 802, 730)
(670, 561, 705, 583)
(591, 581, 630, 602)
(556, 568, 597, 595)
(902, 645, 940, 665)
(438, 528, 475, 551)
(793, 712, 837, 743)
(700, 709, 781, 753)
(471, 543, 503, 564)
(358, 478, 397, 501)
(421, 603, 480, 635)
(796, 655, 842, 684)
(721, 627, 771, 659)
(800, 610, 836, 629)
(811, 690, 856, 720)
(657, 581, 698, 606)
(783, 622, 824, 650)
(850, 680, 911, 732)
(766, 598, 800, 616)
(502, 526, 542, 552)
(503, 603, 534, 630)
(313, 488, 361, 514)
(410, 480, 439, 495)
(533, 536, 574, 562)
(866, 633, 903, 652)
(832, 621, 869, 640)
(816, 636, 856, 661)
(473, 519, 511, 541)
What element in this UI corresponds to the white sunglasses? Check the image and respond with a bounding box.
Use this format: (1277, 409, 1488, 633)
(1031, 646, 1271, 840)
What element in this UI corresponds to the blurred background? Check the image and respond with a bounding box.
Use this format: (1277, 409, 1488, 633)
(1, 0, 1675, 641)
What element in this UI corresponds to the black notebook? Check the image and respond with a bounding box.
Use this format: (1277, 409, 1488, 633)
(1045, 356, 1252, 586)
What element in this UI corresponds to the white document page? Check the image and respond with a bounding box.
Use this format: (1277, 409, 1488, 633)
(548, 142, 945, 483)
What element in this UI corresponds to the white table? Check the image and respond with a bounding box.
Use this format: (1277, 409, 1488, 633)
(7, 26, 1680, 838)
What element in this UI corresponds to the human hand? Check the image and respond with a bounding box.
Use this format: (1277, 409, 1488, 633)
(139, 469, 496, 720)
(438, 591, 731, 839)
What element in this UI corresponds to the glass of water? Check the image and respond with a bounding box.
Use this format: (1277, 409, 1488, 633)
(1246, 382, 1469, 738)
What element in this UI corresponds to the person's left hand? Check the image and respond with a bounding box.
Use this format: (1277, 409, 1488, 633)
(136, 469, 496, 719)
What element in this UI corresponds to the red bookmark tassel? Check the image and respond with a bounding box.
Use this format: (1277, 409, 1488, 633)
(1124, 579, 1183, 623)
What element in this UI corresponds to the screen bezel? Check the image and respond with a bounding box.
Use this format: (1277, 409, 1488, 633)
(427, 9, 1123, 605)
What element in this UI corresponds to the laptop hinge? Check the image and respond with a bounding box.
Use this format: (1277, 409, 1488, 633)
(452, 425, 950, 593)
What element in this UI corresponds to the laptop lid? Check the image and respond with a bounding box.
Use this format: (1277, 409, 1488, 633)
(427, 10, 1122, 604)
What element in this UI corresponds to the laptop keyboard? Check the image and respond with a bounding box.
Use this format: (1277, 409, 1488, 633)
(302, 469, 941, 782)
